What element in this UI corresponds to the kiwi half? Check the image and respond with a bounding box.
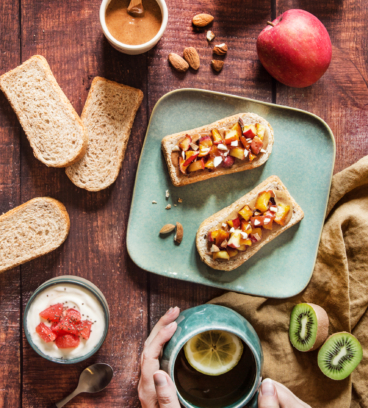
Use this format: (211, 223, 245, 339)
(318, 332, 363, 380)
(289, 303, 329, 352)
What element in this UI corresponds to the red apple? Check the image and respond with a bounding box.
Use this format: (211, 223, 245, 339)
(257, 9, 332, 88)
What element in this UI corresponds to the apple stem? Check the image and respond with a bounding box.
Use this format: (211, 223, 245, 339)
(267, 21, 275, 27)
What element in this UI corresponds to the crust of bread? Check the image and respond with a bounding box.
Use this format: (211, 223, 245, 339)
(161, 113, 274, 187)
(196, 176, 304, 271)
(0, 197, 70, 273)
(0, 55, 88, 167)
(65, 76, 144, 191)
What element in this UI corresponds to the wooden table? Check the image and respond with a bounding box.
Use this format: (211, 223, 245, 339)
(0, 0, 367, 406)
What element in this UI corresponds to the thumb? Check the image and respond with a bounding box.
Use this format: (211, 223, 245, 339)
(258, 379, 280, 408)
(153, 371, 181, 408)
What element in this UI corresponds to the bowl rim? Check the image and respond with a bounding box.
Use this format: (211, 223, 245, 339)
(99, 0, 169, 52)
(23, 276, 110, 365)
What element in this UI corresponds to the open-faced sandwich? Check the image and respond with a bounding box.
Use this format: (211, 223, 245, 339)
(161, 113, 274, 187)
(196, 176, 304, 271)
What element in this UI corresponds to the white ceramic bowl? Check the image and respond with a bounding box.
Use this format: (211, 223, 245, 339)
(100, 0, 168, 55)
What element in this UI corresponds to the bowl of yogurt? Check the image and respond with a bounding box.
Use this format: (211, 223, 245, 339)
(24, 275, 109, 364)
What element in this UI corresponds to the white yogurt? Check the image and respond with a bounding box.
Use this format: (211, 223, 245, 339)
(27, 283, 106, 360)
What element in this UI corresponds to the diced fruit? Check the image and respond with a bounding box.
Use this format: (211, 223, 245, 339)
(251, 136, 263, 155)
(249, 152, 257, 162)
(179, 135, 192, 151)
(240, 136, 250, 150)
(242, 125, 257, 138)
(240, 238, 252, 247)
(275, 203, 290, 226)
(215, 230, 229, 246)
(227, 231, 241, 248)
(250, 228, 262, 242)
(65, 308, 81, 324)
(55, 334, 80, 349)
(224, 129, 239, 145)
(198, 136, 213, 157)
(36, 322, 57, 343)
(184, 151, 199, 166)
(237, 245, 247, 251)
(227, 218, 240, 229)
(205, 157, 215, 169)
(208, 230, 219, 242)
(231, 122, 242, 138)
(76, 320, 92, 340)
(241, 220, 252, 233)
(213, 251, 230, 261)
(188, 159, 205, 173)
(52, 317, 78, 336)
(251, 216, 267, 228)
(256, 123, 266, 140)
(255, 190, 275, 213)
(179, 157, 190, 174)
(263, 210, 276, 230)
(226, 248, 238, 258)
(39, 303, 64, 322)
(229, 147, 245, 160)
(209, 145, 221, 158)
(238, 205, 253, 221)
(222, 156, 235, 168)
(211, 129, 223, 144)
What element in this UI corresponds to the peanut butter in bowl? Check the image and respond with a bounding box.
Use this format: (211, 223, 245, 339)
(105, 0, 162, 46)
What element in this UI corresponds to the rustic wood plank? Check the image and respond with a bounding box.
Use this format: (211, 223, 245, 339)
(0, 0, 21, 406)
(148, 0, 273, 327)
(275, 0, 368, 173)
(18, 0, 149, 406)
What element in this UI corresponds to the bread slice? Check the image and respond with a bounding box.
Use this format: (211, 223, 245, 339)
(0, 55, 88, 167)
(65, 77, 144, 191)
(0, 197, 70, 273)
(196, 176, 304, 271)
(161, 113, 274, 187)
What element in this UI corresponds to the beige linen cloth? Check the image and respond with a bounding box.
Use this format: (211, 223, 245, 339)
(210, 155, 368, 408)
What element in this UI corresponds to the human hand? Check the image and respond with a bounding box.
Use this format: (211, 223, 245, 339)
(258, 378, 311, 408)
(138, 307, 181, 408)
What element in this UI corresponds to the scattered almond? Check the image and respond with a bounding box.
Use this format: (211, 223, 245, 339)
(152, 200, 157, 204)
(178, 198, 183, 203)
(160, 224, 176, 234)
(172, 145, 180, 152)
(207, 31, 215, 42)
(192, 13, 214, 27)
(213, 43, 228, 56)
(190, 143, 199, 150)
(212, 60, 224, 72)
(220, 239, 228, 248)
(211, 244, 220, 252)
(165, 190, 170, 199)
(183, 47, 200, 70)
(175, 222, 184, 244)
(168, 53, 189, 72)
(165, 204, 172, 210)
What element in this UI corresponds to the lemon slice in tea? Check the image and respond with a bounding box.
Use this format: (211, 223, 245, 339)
(184, 330, 244, 376)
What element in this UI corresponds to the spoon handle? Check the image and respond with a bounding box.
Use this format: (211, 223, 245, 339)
(54, 388, 81, 407)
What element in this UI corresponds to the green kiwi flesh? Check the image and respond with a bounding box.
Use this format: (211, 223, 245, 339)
(318, 332, 363, 380)
(289, 303, 326, 352)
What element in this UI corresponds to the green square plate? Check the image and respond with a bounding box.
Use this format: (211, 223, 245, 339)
(127, 89, 335, 298)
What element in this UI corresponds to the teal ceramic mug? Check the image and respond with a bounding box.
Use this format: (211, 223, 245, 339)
(161, 304, 262, 408)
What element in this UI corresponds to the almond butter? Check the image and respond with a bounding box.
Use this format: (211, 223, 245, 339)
(183, 47, 200, 70)
(174, 222, 184, 244)
(213, 43, 228, 56)
(160, 224, 175, 234)
(168, 53, 189, 72)
(211, 60, 224, 72)
(192, 13, 214, 27)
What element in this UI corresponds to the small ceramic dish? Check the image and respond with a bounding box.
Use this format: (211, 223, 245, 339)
(24, 275, 110, 364)
(99, 0, 168, 55)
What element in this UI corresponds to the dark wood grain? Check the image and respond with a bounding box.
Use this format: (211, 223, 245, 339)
(0, 0, 21, 407)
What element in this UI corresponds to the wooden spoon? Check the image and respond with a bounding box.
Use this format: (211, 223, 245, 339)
(127, 0, 144, 17)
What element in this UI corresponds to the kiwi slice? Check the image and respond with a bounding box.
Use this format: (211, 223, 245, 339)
(289, 303, 329, 352)
(318, 332, 362, 380)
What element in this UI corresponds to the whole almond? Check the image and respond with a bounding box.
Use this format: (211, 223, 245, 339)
(175, 222, 184, 244)
(192, 13, 214, 27)
(160, 224, 176, 234)
(211, 60, 224, 72)
(168, 53, 189, 72)
(213, 43, 228, 56)
(183, 47, 200, 70)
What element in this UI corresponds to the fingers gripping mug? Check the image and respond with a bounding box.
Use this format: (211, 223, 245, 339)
(161, 304, 263, 408)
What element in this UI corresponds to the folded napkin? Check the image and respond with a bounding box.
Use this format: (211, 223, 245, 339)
(210, 155, 368, 408)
